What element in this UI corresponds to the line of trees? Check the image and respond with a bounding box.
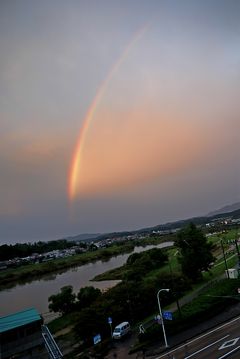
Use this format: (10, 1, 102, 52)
(48, 285, 102, 314)
(0, 239, 81, 261)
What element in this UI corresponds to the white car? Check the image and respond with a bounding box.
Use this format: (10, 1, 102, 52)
(112, 321, 131, 339)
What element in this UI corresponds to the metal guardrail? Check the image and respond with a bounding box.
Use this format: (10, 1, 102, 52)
(42, 325, 63, 359)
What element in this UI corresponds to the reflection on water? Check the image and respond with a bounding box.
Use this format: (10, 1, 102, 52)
(42, 273, 57, 281)
(0, 242, 173, 318)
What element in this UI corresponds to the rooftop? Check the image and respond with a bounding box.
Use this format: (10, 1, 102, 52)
(0, 307, 42, 333)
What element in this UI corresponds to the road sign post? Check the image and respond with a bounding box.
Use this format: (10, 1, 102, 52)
(93, 334, 101, 345)
(163, 311, 173, 320)
(108, 317, 113, 338)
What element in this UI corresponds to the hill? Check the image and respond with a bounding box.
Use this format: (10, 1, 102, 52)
(207, 202, 240, 216)
(68, 205, 240, 242)
(65, 233, 101, 242)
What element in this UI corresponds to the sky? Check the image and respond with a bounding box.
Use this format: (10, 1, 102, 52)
(0, 0, 239, 244)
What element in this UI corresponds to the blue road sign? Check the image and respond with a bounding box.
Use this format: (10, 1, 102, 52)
(93, 334, 101, 345)
(108, 317, 112, 324)
(163, 311, 173, 320)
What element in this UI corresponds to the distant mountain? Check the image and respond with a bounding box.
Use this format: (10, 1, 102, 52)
(207, 202, 240, 217)
(66, 204, 240, 243)
(93, 207, 240, 241)
(66, 233, 101, 242)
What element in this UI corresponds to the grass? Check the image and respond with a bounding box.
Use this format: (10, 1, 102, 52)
(92, 232, 240, 285)
(47, 312, 78, 333)
(93, 265, 128, 281)
(129, 277, 240, 353)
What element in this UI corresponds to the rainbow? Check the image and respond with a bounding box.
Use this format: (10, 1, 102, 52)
(68, 24, 149, 201)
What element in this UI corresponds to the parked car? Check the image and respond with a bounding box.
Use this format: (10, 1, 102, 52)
(112, 321, 131, 339)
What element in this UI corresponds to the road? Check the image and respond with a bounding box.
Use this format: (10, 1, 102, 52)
(105, 333, 136, 359)
(154, 315, 240, 359)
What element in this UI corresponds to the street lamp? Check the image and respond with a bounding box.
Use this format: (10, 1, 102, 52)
(157, 288, 170, 348)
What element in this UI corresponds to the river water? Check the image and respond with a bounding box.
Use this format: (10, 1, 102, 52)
(0, 242, 173, 319)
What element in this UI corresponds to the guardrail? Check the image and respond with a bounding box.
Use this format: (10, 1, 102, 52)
(42, 325, 63, 359)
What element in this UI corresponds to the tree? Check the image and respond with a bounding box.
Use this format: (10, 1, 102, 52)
(74, 307, 107, 344)
(126, 248, 168, 270)
(48, 285, 76, 314)
(77, 286, 102, 310)
(175, 223, 215, 282)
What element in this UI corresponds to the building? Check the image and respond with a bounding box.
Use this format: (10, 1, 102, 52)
(0, 308, 49, 359)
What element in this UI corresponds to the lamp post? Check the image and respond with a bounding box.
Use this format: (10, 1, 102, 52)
(157, 288, 170, 348)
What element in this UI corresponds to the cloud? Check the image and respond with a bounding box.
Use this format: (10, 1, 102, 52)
(74, 105, 220, 197)
(0, 129, 71, 217)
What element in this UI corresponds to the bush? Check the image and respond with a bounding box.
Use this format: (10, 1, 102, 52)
(138, 323, 163, 343)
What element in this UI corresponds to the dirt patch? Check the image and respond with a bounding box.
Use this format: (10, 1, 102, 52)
(55, 326, 74, 337)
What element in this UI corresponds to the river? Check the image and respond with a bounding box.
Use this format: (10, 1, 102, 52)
(0, 242, 173, 319)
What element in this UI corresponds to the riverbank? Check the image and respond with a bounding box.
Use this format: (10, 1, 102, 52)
(0, 237, 175, 292)
(0, 241, 145, 290)
(1, 241, 173, 317)
(92, 241, 174, 281)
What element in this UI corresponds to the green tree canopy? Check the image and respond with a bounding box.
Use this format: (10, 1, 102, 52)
(77, 286, 102, 310)
(126, 248, 168, 268)
(175, 223, 215, 281)
(48, 285, 76, 314)
(125, 248, 168, 281)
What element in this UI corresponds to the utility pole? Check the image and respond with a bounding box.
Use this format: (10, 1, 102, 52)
(221, 238, 229, 279)
(234, 232, 240, 277)
(168, 258, 181, 317)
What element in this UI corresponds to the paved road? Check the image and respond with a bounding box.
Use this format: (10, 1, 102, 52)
(154, 315, 240, 359)
(105, 334, 136, 359)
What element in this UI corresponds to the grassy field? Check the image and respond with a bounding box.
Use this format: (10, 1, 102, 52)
(92, 228, 240, 283)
